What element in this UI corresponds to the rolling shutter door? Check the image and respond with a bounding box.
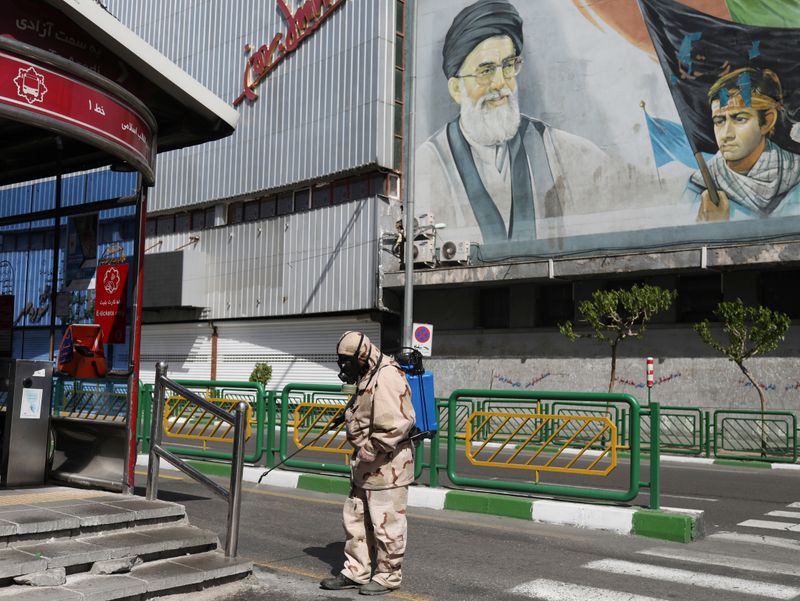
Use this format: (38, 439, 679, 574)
(140, 322, 212, 383)
(216, 315, 380, 388)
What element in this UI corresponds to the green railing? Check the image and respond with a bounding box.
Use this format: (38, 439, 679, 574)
(439, 389, 660, 508)
(714, 409, 798, 463)
(132, 377, 800, 508)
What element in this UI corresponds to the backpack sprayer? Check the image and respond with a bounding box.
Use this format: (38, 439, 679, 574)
(395, 347, 437, 441)
(257, 383, 357, 484)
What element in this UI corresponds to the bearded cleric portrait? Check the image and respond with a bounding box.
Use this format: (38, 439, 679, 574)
(414, 0, 615, 244)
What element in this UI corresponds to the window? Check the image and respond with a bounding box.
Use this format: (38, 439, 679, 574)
(244, 200, 260, 222)
(276, 193, 294, 215)
(312, 185, 331, 209)
(175, 213, 190, 233)
(477, 287, 510, 329)
(536, 284, 573, 327)
(191, 209, 205, 230)
(228, 202, 243, 225)
(351, 177, 369, 200)
(293, 189, 310, 212)
(260, 197, 277, 218)
(387, 174, 400, 199)
(205, 207, 216, 228)
(146, 219, 156, 237)
(157, 215, 175, 235)
(677, 274, 721, 322)
(393, 0, 405, 172)
(761, 270, 800, 318)
(332, 181, 349, 204)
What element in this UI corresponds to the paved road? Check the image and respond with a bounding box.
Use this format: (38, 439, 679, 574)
(140, 459, 800, 601)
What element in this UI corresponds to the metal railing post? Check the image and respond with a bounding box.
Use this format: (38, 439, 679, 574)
(146, 362, 167, 501)
(225, 401, 247, 557)
(649, 401, 661, 510)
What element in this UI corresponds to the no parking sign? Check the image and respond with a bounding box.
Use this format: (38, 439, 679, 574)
(412, 323, 433, 357)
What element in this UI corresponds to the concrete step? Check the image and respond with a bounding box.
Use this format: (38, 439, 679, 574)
(2, 525, 219, 578)
(0, 495, 186, 546)
(0, 551, 252, 600)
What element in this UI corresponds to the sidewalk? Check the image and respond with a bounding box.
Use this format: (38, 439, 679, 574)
(137, 454, 705, 544)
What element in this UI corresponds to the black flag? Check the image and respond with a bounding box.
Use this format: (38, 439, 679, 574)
(637, 0, 800, 155)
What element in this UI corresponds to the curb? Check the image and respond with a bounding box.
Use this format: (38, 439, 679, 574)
(137, 455, 704, 543)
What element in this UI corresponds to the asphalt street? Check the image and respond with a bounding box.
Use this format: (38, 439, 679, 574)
(139, 458, 800, 601)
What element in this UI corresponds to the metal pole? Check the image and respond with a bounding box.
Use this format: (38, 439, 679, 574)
(48, 136, 63, 361)
(649, 401, 661, 510)
(225, 400, 247, 557)
(127, 181, 148, 492)
(146, 361, 167, 501)
(401, 0, 418, 349)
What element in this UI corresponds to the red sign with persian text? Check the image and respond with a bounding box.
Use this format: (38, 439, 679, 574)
(234, 0, 347, 106)
(94, 264, 128, 344)
(0, 50, 154, 169)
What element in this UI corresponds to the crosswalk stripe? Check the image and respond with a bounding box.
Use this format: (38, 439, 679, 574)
(585, 559, 800, 600)
(709, 531, 800, 550)
(639, 547, 800, 578)
(508, 578, 668, 601)
(788, 502, 800, 509)
(768, 510, 800, 519)
(739, 519, 800, 531)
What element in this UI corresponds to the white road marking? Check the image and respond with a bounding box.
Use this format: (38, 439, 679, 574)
(585, 559, 800, 600)
(709, 531, 800, 550)
(639, 547, 800, 578)
(787, 502, 800, 509)
(508, 578, 668, 601)
(661, 494, 718, 502)
(766, 510, 800, 519)
(738, 519, 800, 532)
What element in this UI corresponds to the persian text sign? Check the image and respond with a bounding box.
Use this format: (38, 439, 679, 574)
(234, 0, 347, 106)
(94, 264, 128, 344)
(0, 50, 153, 170)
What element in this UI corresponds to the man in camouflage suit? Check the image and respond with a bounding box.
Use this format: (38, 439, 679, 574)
(320, 331, 416, 596)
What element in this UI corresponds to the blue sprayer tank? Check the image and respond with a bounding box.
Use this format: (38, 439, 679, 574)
(395, 348, 437, 435)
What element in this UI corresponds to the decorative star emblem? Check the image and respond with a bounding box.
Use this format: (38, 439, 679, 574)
(13, 67, 48, 104)
(103, 267, 121, 294)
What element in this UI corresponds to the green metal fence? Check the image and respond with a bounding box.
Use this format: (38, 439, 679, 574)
(132, 376, 800, 508)
(713, 409, 797, 463)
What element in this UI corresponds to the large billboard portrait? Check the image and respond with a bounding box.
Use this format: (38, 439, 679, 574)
(411, 0, 800, 259)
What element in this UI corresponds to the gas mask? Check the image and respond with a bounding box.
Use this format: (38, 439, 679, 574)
(337, 333, 365, 384)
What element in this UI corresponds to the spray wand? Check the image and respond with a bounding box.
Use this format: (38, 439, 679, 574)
(257, 384, 356, 484)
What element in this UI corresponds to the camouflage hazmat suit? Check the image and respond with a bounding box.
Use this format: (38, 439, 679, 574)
(337, 331, 416, 590)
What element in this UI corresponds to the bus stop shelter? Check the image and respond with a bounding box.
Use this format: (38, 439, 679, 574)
(0, 0, 238, 492)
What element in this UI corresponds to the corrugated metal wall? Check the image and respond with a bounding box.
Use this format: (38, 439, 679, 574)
(106, 0, 397, 213)
(144, 196, 381, 317)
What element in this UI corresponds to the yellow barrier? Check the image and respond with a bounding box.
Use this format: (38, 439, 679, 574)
(164, 395, 253, 443)
(292, 402, 351, 457)
(59, 391, 127, 421)
(466, 411, 617, 477)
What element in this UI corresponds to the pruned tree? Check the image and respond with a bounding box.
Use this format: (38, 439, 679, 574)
(560, 284, 677, 392)
(694, 299, 790, 414)
(249, 362, 273, 388)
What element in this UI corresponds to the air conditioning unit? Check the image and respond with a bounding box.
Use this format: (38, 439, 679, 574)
(439, 240, 471, 265)
(412, 239, 436, 267)
(413, 213, 436, 237)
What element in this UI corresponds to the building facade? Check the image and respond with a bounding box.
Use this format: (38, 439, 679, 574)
(4, 0, 800, 411)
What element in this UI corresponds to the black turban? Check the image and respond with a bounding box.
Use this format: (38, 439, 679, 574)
(441, 0, 524, 78)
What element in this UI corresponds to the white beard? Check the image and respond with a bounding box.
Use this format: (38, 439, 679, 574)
(458, 80, 521, 146)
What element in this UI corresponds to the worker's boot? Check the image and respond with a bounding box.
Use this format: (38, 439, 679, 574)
(320, 573, 360, 590)
(359, 580, 395, 596)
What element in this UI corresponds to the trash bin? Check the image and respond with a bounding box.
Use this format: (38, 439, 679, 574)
(0, 359, 53, 486)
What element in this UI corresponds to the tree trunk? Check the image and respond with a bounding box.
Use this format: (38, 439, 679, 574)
(739, 362, 767, 457)
(608, 342, 618, 393)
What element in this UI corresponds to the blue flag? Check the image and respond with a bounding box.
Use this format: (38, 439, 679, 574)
(643, 110, 696, 168)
